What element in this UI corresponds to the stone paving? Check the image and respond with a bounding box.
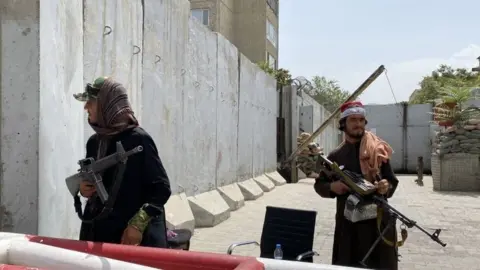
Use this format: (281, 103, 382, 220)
(190, 175, 480, 269)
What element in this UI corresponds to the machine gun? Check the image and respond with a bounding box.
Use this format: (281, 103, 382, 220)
(66, 141, 143, 222)
(316, 154, 446, 266)
(66, 142, 143, 202)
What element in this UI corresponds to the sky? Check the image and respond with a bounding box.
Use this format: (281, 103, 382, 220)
(278, 0, 480, 104)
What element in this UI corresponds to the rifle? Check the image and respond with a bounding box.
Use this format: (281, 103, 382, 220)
(316, 154, 446, 266)
(66, 142, 143, 222)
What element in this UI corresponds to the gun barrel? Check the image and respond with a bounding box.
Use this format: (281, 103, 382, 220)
(91, 145, 144, 172)
(374, 195, 447, 247)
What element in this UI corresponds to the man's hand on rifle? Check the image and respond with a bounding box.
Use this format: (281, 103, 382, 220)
(374, 179, 389, 195)
(330, 181, 350, 195)
(80, 181, 96, 198)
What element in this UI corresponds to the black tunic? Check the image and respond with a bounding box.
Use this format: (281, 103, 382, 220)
(79, 127, 172, 247)
(314, 141, 399, 269)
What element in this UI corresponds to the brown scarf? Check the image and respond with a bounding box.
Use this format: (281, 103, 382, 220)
(89, 78, 139, 159)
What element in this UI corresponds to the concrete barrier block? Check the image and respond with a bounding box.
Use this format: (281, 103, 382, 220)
(237, 179, 264, 200)
(165, 193, 195, 233)
(253, 174, 275, 192)
(265, 171, 287, 186)
(188, 190, 231, 228)
(298, 169, 307, 179)
(217, 183, 245, 211)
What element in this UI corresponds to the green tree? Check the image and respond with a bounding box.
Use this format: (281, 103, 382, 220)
(409, 65, 480, 104)
(306, 76, 350, 112)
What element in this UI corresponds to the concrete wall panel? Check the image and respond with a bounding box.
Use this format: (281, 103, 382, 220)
(141, 0, 189, 194)
(38, 0, 85, 238)
(0, 0, 40, 234)
(215, 36, 239, 186)
(264, 76, 277, 172)
(252, 68, 265, 176)
(109, 0, 143, 122)
(82, 0, 115, 143)
(237, 54, 255, 180)
(406, 104, 433, 171)
(183, 20, 218, 195)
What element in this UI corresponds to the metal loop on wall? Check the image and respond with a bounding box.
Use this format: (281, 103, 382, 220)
(155, 55, 161, 64)
(194, 81, 200, 88)
(208, 183, 215, 191)
(181, 69, 187, 75)
(103, 26, 112, 36)
(177, 184, 185, 193)
(193, 185, 199, 193)
(133, 45, 141, 55)
(209, 86, 214, 92)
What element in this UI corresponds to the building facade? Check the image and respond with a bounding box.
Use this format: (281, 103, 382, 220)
(189, 0, 279, 69)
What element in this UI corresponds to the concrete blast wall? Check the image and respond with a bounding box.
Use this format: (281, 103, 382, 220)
(364, 103, 434, 172)
(1, 0, 278, 238)
(298, 92, 339, 154)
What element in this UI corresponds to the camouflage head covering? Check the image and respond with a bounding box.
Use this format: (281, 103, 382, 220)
(73, 77, 108, 102)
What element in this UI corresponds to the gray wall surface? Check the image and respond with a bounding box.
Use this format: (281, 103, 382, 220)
(1, 0, 277, 239)
(298, 92, 340, 154)
(364, 103, 434, 172)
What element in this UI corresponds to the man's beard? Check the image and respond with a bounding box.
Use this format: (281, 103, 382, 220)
(345, 129, 365, 139)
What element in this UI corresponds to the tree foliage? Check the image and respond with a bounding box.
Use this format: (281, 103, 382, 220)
(257, 62, 293, 87)
(409, 64, 480, 104)
(305, 76, 350, 112)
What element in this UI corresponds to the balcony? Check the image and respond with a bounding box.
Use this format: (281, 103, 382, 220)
(267, 0, 278, 15)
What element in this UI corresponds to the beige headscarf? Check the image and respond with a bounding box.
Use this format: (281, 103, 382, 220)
(89, 78, 139, 159)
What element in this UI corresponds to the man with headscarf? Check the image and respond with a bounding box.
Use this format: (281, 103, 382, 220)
(73, 77, 171, 247)
(314, 101, 399, 269)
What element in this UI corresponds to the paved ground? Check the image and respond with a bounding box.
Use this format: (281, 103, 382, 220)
(190, 175, 480, 269)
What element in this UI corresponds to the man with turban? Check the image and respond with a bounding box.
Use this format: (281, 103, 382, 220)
(314, 101, 400, 269)
(73, 77, 171, 247)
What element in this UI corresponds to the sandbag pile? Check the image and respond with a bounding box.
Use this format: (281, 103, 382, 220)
(296, 132, 323, 177)
(433, 119, 480, 155)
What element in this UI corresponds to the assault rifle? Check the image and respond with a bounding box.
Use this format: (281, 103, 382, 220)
(65, 142, 143, 203)
(316, 154, 446, 266)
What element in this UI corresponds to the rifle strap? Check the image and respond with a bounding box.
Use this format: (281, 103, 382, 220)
(74, 159, 127, 223)
(376, 207, 408, 247)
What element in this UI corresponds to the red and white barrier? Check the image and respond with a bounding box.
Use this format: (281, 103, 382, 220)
(257, 258, 362, 269)
(0, 233, 157, 269)
(0, 265, 46, 270)
(0, 233, 361, 270)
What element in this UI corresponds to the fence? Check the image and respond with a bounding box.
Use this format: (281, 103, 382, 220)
(0, 0, 277, 238)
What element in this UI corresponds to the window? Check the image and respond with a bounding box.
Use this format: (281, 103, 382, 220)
(266, 20, 277, 47)
(191, 9, 209, 26)
(266, 52, 276, 69)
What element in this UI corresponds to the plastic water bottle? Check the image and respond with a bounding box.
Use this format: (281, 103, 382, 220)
(273, 244, 283, 260)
